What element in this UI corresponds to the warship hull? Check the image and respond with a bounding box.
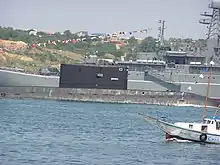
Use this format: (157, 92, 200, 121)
(0, 69, 59, 87)
(128, 80, 220, 101)
(0, 69, 219, 104)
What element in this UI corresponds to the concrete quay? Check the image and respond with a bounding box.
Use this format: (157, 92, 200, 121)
(0, 86, 219, 108)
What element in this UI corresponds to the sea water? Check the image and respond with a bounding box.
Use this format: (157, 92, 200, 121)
(0, 99, 219, 165)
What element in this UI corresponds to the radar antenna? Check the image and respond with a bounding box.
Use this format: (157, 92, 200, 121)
(157, 20, 165, 47)
(200, 0, 220, 63)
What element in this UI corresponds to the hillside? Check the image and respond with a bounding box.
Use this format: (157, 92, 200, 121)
(0, 39, 84, 73)
(0, 27, 129, 73)
(0, 27, 132, 72)
(0, 27, 207, 73)
(0, 27, 126, 58)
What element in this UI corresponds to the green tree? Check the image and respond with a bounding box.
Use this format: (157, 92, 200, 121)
(63, 30, 73, 38)
(127, 36, 138, 46)
(112, 50, 124, 58)
(138, 36, 156, 52)
(96, 51, 105, 57)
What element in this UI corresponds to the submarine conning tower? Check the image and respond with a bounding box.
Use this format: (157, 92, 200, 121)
(200, 0, 220, 64)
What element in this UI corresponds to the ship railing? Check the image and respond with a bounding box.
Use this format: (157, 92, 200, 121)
(0, 67, 25, 72)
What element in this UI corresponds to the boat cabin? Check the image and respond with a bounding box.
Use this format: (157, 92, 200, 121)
(202, 117, 220, 131)
(175, 116, 220, 134)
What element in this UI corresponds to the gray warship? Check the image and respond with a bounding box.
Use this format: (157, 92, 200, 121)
(120, 0, 220, 102)
(0, 0, 220, 102)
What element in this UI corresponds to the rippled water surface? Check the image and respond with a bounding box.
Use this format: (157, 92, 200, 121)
(1, 99, 220, 165)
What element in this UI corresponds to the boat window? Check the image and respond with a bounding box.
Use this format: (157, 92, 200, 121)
(211, 121, 214, 124)
(207, 120, 211, 124)
(201, 125, 208, 132)
(216, 122, 220, 130)
(189, 124, 193, 129)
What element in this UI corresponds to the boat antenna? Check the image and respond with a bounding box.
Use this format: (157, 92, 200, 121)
(203, 61, 214, 120)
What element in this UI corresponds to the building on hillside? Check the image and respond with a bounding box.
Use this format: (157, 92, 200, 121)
(76, 31, 88, 37)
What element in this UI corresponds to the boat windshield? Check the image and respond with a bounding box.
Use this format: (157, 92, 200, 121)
(203, 119, 212, 124)
(203, 119, 207, 124)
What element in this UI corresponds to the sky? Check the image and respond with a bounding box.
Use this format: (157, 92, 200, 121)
(1, 0, 212, 39)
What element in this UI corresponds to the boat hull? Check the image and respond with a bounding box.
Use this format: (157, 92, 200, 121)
(142, 114, 220, 144)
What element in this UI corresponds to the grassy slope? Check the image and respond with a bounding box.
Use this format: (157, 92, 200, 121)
(0, 39, 84, 73)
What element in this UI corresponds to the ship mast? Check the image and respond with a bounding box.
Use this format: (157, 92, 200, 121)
(199, 0, 220, 64)
(156, 20, 166, 57)
(203, 61, 214, 120)
(157, 20, 165, 47)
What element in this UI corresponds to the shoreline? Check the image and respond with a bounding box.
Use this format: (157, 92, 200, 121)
(2, 97, 218, 109)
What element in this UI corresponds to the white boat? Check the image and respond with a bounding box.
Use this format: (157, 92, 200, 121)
(139, 61, 220, 144)
(139, 113, 220, 144)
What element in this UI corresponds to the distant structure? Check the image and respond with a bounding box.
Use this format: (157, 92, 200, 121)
(200, 0, 220, 63)
(156, 20, 170, 58)
(157, 20, 165, 47)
